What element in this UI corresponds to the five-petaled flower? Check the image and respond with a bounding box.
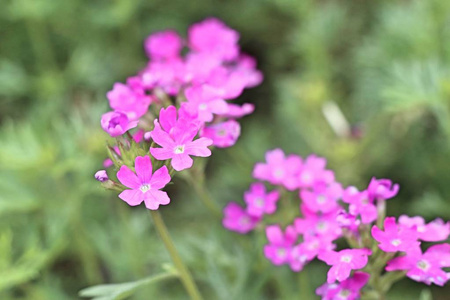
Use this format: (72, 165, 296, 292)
(117, 156, 171, 210)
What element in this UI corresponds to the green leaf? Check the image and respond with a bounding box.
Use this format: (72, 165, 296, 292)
(79, 271, 178, 300)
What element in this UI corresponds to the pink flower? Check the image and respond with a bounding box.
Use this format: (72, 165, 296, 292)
(184, 85, 229, 122)
(234, 54, 263, 88)
(150, 107, 213, 171)
(300, 182, 343, 213)
(203, 66, 247, 99)
(367, 177, 399, 201)
(342, 187, 377, 224)
(297, 155, 335, 188)
(399, 215, 450, 242)
(188, 18, 239, 61)
(101, 111, 138, 137)
(144, 30, 183, 60)
(294, 206, 342, 241)
(253, 149, 302, 190)
(223, 202, 260, 234)
(316, 272, 370, 300)
(386, 245, 449, 286)
(264, 225, 298, 265)
(318, 248, 372, 283)
(371, 217, 420, 253)
(200, 120, 241, 148)
(289, 237, 335, 272)
(107, 83, 151, 120)
(117, 156, 171, 210)
(244, 182, 279, 217)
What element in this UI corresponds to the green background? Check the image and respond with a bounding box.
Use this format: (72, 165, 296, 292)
(1, 0, 449, 299)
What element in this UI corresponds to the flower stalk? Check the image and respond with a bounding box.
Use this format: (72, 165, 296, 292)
(149, 210, 204, 300)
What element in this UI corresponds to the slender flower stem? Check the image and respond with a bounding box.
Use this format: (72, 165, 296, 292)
(190, 177, 222, 218)
(149, 210, 204, 300)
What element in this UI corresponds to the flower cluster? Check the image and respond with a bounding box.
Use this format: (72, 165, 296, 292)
(223, 148, 450, 299)
(96, 18, 262, 209)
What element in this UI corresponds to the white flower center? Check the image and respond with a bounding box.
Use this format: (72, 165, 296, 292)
(417, 260, 430, 271)
(340, 255, 352, 263)
(174, 145, 185, 154)
(199, 103, 208, 110)
(339, 289, 351, 298)
(254, 198, 265, 207)
(140, 184, 151, 193)
(277, 248, 286, 258)
(391, 239, 401, 246)
(317, 195, 326, 204)
(274, 168, 284, 179)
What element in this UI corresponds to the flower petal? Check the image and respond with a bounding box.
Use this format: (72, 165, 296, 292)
(185, 137, 213, 157)
(119, 189, 144, 206)
(150, 166, 171, 189)
(144, 190, 171, 210)
(171, 153, 193, 171)
(117, 165, 140, 189)
(135, 156, 152, 184)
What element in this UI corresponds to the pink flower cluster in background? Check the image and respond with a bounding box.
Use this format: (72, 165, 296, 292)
(222, 148, 450, 298)
(97, 18, 262, 209)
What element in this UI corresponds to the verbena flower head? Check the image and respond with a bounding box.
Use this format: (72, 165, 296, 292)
(117, 156, 171, 210)
(371, 217, 420, 253)
(222, 202, 261, 234)
(244, 182, 279, 217)
(297, 155, 334, 189)
(318, 248, 372, 283)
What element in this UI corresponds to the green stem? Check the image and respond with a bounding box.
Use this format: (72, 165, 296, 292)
(190, 177, 221, 218)
(149, 210, 203, 300)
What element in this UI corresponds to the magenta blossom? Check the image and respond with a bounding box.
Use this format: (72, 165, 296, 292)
(399, 215, 450, 242)
(144, 30, 183, 60)
(297, 155, 335, 189)
(243, 182, 279, 217)
(294, 206, 342, 241)
(188, 18, 239, 61)
(222, 202, 261, 234)
(316, 272, 370, 300)
(184, 85, 229, 122)
(289, 237, 335, 272)
(367, 177, 399, 201)
(253, 149, 302, 190)
(222, 103, 254, 118)
(300, 182, 343, 213)
(371, 217, 420, 253)
(264, 225, 298, 266)
(318, 248, 372, 283)
(101, 111, 138, 137)
(200, 120, 241, 148)
(150, 118, 213, 171)
(342, 186, 377, 224)
(386, 245, 449, 286)
(107, 83, 151, 120)
(117, 156, 171, 210)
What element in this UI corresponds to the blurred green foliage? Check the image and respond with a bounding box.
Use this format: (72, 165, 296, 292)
(1, 0, 450, 299)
